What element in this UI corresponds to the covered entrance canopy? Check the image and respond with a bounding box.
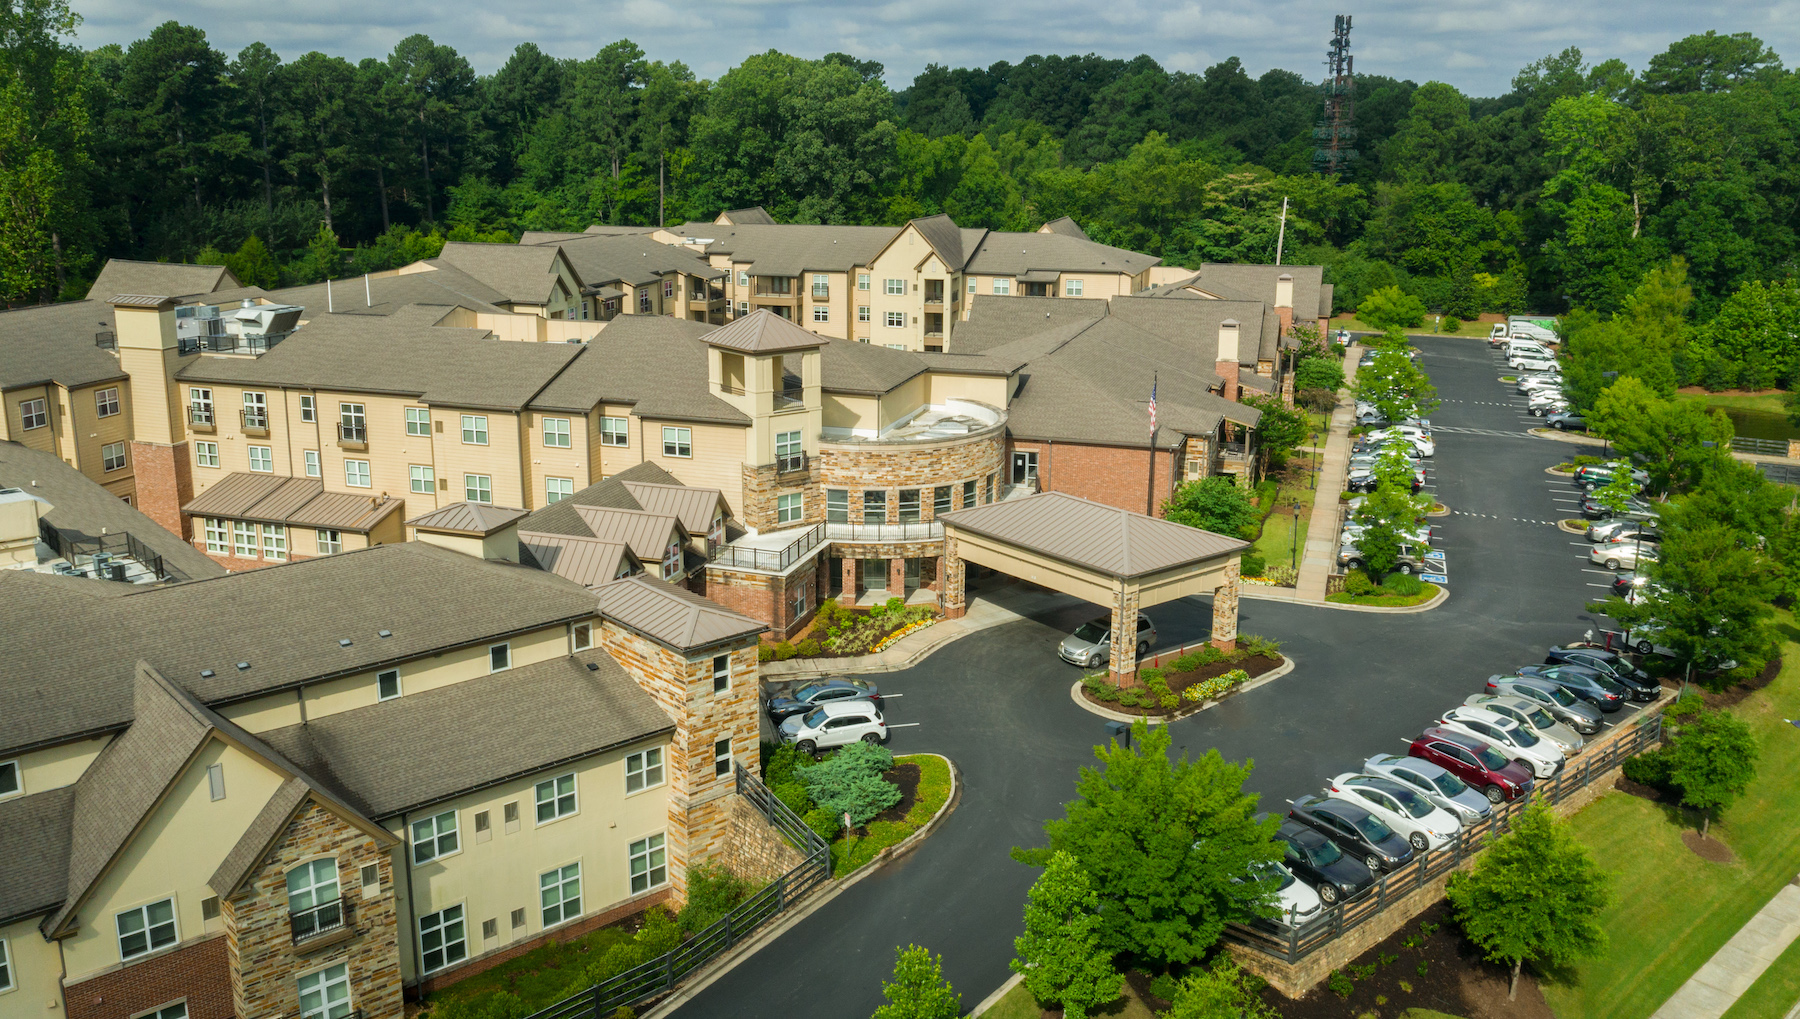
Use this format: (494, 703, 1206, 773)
(939, 492, 1248, 683)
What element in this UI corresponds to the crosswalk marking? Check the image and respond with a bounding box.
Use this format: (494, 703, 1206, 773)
(1448, 510, 1558, 525)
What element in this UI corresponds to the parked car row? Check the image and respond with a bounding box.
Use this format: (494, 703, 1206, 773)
(763, 679, 890, 755)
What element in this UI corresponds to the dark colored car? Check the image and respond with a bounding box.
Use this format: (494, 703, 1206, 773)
(1612, 572, 1651, 598)
(1273, 819, 1376, 906)
(1514, 664, 1629, 710)
(1484, 675, 1604, 734)
(764, 678, 883, 723)
(1547, 411, 1587, 431)
(1582, 495, 1653, 520)
(1287, 794, 1416, 874)
(1546, 646, 1655, 688)
(1532, 658, 1656, 702)
(1407, 727, 1536, 804)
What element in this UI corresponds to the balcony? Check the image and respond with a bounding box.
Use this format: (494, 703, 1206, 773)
(923, 281, 944, 306)
(290, 896, 352, 947)
(776, 452, 808, 475)
(188, 407, 216, 432)
(712, 522, 825, 573)
(825, 520, 944, 543)
(1219, 439, 1252, 461)
(240, 409, 269, 436)
(337, 422, 368, 450)
(810, 285, 829, 300)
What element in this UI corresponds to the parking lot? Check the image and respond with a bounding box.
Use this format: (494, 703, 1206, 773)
(676, 335, 1655, 1019)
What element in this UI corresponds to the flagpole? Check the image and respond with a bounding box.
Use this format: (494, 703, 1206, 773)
(1146, 373, 1158, 515)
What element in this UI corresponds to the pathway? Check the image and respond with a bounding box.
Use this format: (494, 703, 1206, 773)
(1294, 349, 1360, 601)
(1650, 881, 1800, 1019)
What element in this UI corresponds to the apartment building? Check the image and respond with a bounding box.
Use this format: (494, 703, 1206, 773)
(0, 540, 771, 1017)
(519, 231, 731, 324)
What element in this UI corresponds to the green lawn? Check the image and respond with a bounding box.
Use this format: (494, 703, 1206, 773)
(830, 753, 952, 876)
(1673, 390, 1787, 415)
(976, 979, 1157, 1019)
(1326, 584, 1440, 607)
(1720, 928, 1800, 1019)
(1249, 471, 1316, 580)
(1541, 617, 1800, 1019)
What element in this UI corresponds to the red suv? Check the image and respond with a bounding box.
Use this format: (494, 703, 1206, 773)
(1408, 727, 1535, 804)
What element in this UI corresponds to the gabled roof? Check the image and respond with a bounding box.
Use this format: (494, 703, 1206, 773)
(965, 231, 1158, 278)
(664, 222, 900, 276)
(202, 265, 515, 317)
(430, 242, 574, 306)
(941, 491, 1248, 579)
(0, 785, 75, 924)
(718, 207, 777, 225)
(0, 299, 129, 392)
(1108, 294, 1272, 367)
(182, 474, 403, 533)
(518, 533, 640, 587)
(704, 308, 823, 354)
(534, 232, 723, 289)
(1038, 217, 1091, 240)
(572, 504, 685, 561)
(618, 481, 725, 534)
(512, 461, 686, 539)
(86, 259, 238, 302)
(529, 315, 748, 424)
(405, 501, 529, 537)
(817, 338, 927, 395)
(594, 574, 765, 651)
(910, 214, 971, 270)
(949, 295, 1109, 354)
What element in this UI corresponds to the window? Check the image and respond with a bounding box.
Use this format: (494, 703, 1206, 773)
(885, 311, 905, 328)
(461, 414, 488, 445)
(600, 416, 629, 446)
(737, 270, 749, 287)
(197, 517, 227, 554)
(344, 459, 371, 488)
(418, 906, 467, 972)
(1065, 278, 1084, 297)
(546, 477, 574, 504)
(1013, 450, 1038, 485)
(540, 864, 581, 926)
(625, 749, 664, 793)
(102, 442, 127, 472)
(299, 395, 315, 422)
(968, 277, 977, 293)
(663, 279, 674, 299)
(298, 962, 352, 1019)
(857, 273, 870, 291)
(242, 391, 268, 429)
(962, 479, 976, 508)
(0, 760, 18, 798)
(993, 279, 1011, 295)
(359, 865, 379, 891)
(287, 859, 341, 938)
(629, 834, 667, 894)
(195, 442, 219, 468)
(247, 445, 272, 472)
(884, 278, 904, 295)
(543, 417, 571, 448)
(233, 521, 255, 557)
(712, 654, 730, 694)
(458, 472, 494, 503)
(95, 387, 120, 417)
(714, 738, 732, 777)
(863, 489, 887, 524)
(736, 300, 748, 317)
(898, 489, 921, 523)
(511, 908, 526, 930)
(504, 802, 520, 827)
(812, 274, 829, 298)
(409, 465, 434, 493)
(812, 305, 829, 323)
(116, 898, 177, 960)
(377, 669, 400, 700)
(406, 407, 430, 436)
(489, 643, 510, 672)
(536, 773, 577, 823)
(303, 450, 320, 478)
(140, 1005, 187, 1019)
(411, 810, 459, 864)
(572, 621, 593, 652)
(481, 917, 497, 939)
(0, 937, 10, 992)
(639, 289, 652, 314)
(777, 492, 803, 525)
(776, 429, 802, 470)
(662, 426, 691, 458)
(262, 524, 286, 561)
(189, 387, 213, 424)
(662, 541, 681, 578)
(857, 305, 870, 323)
(933, 486, 952, 516)
(985, 473, 994, 503)
(207, 763, 225, 801)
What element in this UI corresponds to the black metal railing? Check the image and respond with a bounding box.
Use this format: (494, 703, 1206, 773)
(825, 520, 943, 543)
(38, 519, 183, 583)
(241, 409, 269, 431)
(522, 768, 830, 1019)
(189, 407, 215, 426)
(338, 423, 367, 444)
(1225, 714, 1663, 964)
(711, 522, 825, 572)
(290, 896, 350, 944)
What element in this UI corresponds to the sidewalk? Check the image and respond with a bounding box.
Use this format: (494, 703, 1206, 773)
(1294, 350, 1360, 602)
(1650, 880, 1800, 1019)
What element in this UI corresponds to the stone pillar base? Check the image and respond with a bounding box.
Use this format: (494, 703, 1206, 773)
(1209, 637, 1238, 653)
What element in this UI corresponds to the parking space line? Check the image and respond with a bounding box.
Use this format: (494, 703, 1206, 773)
(885, 722, 923, 729)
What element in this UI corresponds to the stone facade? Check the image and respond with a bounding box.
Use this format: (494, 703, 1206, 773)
(64, 934, 234, 1019)
(128, 439, 194, 540)
(704, 556, 822, 640)
(719, 795, 808, 884)
(226, 801, 402, 1019)
(1007, 438, 1185, 518)
(1210, 560, 1241, 652)
(1106, 583, 1141, 684)
(740, 459, 819, 532)
(597, 621, 762, 904)
(941, 535, 966, 619)
(817, 425, 1005, 524)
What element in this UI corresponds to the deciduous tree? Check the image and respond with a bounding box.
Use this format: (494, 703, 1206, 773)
(1163, 477, 1259, 539)
(1010, 850, 1121, 1019)
(872, 945, 959, 1019)
(1666, 707, 1759, 837)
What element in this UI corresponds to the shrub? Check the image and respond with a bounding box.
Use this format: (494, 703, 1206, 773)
(1295, 356, 1346, 393)
(774, 781, 813, 817)
(1398, 981, 1413, 993)
(1240, 551, 1266, 577)
(1329, 970, 1354, 998)
(1383, 573, 1425, 597)
(1417, 959, 1430, 977)
(1095, 682, 1122, 703)
(636, 906, 681, 956)
(804, 807, 843, 840)
(1443, 316, 1462, 333)
(1240, 634, 1282, 658)
(1298, 387, 1339, 412)
(763, 743, 811, 788)
(1344, 570, 1375, 595)
(1140, 667, 1166, 687)
(1118, 687, 1144, 708)
(758, 645, 774, 663)
(678, 863, 755, 934)
(1621, 747, 1674, 788)
(1378, 952, 1398, 967)
(1351, 963, 1377, 980)
(800, 741, 900, 825)
(794, 637, 821, 657)
(772, 641, 797, 661)
(1264, 563, 1298, 586)
(1148, 973, 1179, 1001)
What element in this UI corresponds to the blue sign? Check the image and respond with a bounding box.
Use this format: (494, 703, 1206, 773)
(1422, 574, 1448, 584)
(1424, 551, 1447, 561)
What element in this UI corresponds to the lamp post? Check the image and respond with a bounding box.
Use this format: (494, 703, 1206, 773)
(1291, 496, 1302, 571)
(1310, 431, 1319, 490)
(1600, 372, 1618, 455)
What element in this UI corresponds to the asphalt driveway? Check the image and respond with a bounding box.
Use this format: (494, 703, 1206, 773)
(675, 335, 1640, 1018)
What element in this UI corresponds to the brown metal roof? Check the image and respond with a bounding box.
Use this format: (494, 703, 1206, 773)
(405, 501, 530, 536)
(518, 533, 640, 587)
(703, 309, 823, 354)
(182, 474, 402, 533)
(572, 504, 685, 560)
(619, 481, 725, 533)
(940, 491, 1248, 579)
(593, 574, 764, 651)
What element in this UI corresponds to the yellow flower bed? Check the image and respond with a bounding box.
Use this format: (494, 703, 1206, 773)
(871, 618, 935, 653)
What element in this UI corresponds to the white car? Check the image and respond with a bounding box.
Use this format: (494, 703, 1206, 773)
(777, 699, 888, 755)
(1361, 754, 1492, 825)
(1340, 520, 1432, 547)
(1590, 542, 1659, 571)
(1463, 694, 1584, 755)
(1437, 706, 1565, 778)
(1325, 773, 1463, 851)
(1242, 861, 1323, 929)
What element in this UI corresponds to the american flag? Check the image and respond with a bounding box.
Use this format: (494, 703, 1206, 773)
(1149, 374, 1158, 435)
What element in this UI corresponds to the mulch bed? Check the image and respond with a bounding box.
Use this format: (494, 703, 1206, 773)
(767, 609, 939, 660)
(1615, 773, 1679, 805)
(1079, 653, 1284, 717)
(1700, 655, 1781, 710)
(1682, 830, 1738, 864)
(1266, 901, 1554, 1019)
(866, 763, 920, 828)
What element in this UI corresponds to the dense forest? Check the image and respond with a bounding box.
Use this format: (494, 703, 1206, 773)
(3, 0, 1797, 352)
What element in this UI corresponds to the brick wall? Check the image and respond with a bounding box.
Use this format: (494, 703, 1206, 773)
(65, 933, 234, 1019)
(704, 558, 821, 640)
(128, 440, 193, 540)
(1010, 439, 1182, 517)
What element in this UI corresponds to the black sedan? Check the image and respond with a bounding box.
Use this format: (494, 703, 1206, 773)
(1582, 495, 1653, 520)
(1515, 664, 1630, 710)
(1288, 794, 1416, 874)
(1274, 819, 1375, 906)
(764, 678, 883, 722)
(1612, 573, 1651, 598)
(1546, 646, 1657, 693)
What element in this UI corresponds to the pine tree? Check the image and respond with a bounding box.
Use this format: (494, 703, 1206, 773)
(1011, 851, 1121, 1019)
(872, 945, 959, 1019)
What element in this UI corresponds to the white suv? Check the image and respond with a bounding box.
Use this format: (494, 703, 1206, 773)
(1436, 707, 1564, 778)
(778, 699, 888, 755)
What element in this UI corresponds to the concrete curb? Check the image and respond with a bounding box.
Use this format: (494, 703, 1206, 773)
(970, 973, 1027, 1017)
(1244, 582, 1448, 614)
(1545, 464, 1583, 477)
(1067, 656, 1297, 723)
(641, 755, 962, 1019)
(1530, 426, 1605, 448)
(1559, 520, 1590, 535)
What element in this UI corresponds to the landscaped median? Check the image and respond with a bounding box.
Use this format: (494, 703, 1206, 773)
(758, 596, 936, 662)
(1075, 636, 1287, 719)
(1327, 572, 1443, 608)
(761, 742, 955, 878)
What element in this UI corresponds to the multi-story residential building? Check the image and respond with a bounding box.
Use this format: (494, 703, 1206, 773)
(519, 231, 731, 324)
(0, 539, 774, 1017)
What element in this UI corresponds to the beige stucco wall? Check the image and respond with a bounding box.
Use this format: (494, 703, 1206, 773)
(924, 373, 1010, 408)
(61, 739, 287, 983)
(69, 380, 136, 497)
(521, 410, 590, 510)
(640, 419, 748, 513)
(822, 393, 878, 434)
(389, 737, 674, 983)
(3, 386, 62, 457)
(1, 913, 61, 1014)
(11, 734, 112, 796)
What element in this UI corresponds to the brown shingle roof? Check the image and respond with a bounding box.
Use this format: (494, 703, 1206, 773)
(719, 207, 777, 225)
(537, 232, 723, 289)
(208, 777, 310, 898)
(594, 574, 765, 651)
(941, 491, 1248, 579)
(431, 242, 572, 306)
(86, 259, 237, 301)
(405, 501, 529, 536)
(1038, 217, 1091, 240)
(0, 785, 75, 924)
(0, 299, 129, 392)
(182, 474, 403, 533)
(665, 222, 900, 276)
(704, 309, 823, 354)
(529, 314, 748, 424)
(964, 231, 1158, 277)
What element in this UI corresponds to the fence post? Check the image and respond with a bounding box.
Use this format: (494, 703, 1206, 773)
(590, 986, 603, 1019)
(775, 873, 786, 912)
(724, 911, 734, 948)
(664, 950, 676, 992)
(1287, 917, 1299, 959)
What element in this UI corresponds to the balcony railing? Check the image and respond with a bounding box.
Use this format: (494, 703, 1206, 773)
(712, 522, 825, 573)
(824, 520, 944, 543)
(776, 453, 807, 474)
(774, 388, 804, 409)
(188, 407, 215, 427)
(290, 895, 350, 944)
(810, 285, 829, 299)
(1219, 440, 1252, 460)
(337, 423, 368, 446)
(240, 409, 269, 432)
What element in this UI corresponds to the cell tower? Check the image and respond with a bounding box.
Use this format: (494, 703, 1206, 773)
(1313, 14, 1357, 175)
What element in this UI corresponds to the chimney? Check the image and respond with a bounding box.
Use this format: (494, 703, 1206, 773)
(1216, 318, 1241, 402)
(112, 295, 195, 540)
(1275, 273, 1294, 334)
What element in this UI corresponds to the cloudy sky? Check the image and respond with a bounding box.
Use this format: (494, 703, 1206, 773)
(73, 0, 1800, 96)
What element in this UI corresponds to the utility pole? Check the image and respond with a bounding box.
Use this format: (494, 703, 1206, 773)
(1275, 197, 1289, 266)
(659, 153, 666, 229)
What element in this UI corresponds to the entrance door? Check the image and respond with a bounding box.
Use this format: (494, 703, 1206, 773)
(861, 558, 888, 591)
(1011, 451, 1038, 487)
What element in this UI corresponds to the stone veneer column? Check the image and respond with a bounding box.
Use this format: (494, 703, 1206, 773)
(838, 555, 857, 607)
(1211, 560, 1241, 652)
(1107, 584, 1140, 686)
(941, 539, 965, 619)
